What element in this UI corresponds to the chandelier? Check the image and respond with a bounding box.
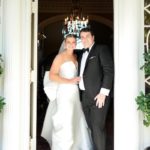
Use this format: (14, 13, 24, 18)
(62, 1, 89, 38)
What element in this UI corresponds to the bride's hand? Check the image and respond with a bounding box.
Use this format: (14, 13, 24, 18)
(69, 77, 81, 84)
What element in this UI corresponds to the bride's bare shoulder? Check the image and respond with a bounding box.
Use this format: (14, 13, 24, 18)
(57, 51, 66, 59)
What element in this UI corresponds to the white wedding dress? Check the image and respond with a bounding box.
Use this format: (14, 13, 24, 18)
(41, 61, 93, 150)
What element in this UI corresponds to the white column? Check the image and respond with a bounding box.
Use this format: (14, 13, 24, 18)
(2, 1, 22, 149)
(2, 0, 31, 150)
(114, 0, 144, 150)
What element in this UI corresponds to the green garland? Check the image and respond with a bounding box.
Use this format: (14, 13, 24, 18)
(136, 92, 150, 127)
(140, 52, 150, 75)
(0, 54, 3, 75)
(0, 54, 5, 112)
(0, 96, 5, 113)
(136, 51, 150, 127)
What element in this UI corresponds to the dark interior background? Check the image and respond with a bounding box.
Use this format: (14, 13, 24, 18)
(37, 0, 114, 149)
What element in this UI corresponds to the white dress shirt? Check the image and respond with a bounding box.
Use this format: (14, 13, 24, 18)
(79, 50, 89, 90)
(79, 43, 110, 96)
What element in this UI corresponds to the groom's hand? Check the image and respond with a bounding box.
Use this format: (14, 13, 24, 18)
(70, 77, 81, 84)
(94, 94, 106, 108)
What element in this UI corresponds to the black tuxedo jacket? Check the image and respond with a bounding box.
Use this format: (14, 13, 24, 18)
(75, 43, 114, 99)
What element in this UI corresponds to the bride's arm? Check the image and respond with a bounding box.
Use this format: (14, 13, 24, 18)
(49, 54, 80, 84)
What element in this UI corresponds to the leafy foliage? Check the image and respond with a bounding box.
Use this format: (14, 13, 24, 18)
(0, 54, 5, 112)
(0, 54, 4, 75)
(0, 96, 5, 113)
(140, 52, 150, 75)
(136, 91, 150, 127)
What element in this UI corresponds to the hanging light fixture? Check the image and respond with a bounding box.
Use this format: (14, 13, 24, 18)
(62, 0, 89, 38)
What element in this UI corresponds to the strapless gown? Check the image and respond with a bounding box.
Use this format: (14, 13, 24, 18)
(41, 61, 93, 150)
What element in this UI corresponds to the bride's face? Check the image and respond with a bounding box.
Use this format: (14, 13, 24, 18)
(65, 37, 76, 51)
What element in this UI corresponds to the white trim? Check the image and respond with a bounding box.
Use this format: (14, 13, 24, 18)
(30, 0, 38, 149)
(19, 0, 32, 149)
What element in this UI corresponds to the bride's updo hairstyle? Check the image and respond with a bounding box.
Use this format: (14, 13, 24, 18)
(59, 34, 77, 53)
(64, 34, 77, 41)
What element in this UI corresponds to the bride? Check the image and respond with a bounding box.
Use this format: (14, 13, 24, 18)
(41, 34, 93, 150)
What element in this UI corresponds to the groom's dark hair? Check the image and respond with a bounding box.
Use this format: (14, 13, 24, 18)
(79, 27, 94, 36)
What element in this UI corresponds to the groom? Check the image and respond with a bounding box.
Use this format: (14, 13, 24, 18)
(78, 27, 114, 150)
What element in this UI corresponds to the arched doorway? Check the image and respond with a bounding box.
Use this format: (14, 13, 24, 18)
(37, 15, 114, 150)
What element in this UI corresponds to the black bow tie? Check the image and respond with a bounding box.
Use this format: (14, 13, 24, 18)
(82, 48, 89, 53)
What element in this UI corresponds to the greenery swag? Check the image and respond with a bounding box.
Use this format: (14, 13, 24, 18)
(136, 51, 150, 127)
(0, 54, 5, 112)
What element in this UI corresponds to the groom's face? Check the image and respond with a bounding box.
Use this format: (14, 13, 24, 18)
(80, 32, 94, 48)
